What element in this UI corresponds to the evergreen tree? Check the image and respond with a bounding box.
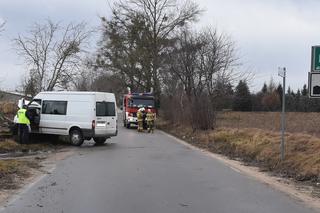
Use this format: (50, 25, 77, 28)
(295, 89, 302, 111)
(261, 83, 267, 94)
(233, 80, 252, 111)
(300, 84, 309, 111)
(276, 84, 283, 106)
(287, 86, 292, 95)
(302, 84, 308, 96)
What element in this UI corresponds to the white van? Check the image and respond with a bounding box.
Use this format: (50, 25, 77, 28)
(16, 91, 118, 146)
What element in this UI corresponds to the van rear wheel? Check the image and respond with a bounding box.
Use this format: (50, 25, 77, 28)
(69, 129, 84, 146)
(94, 137, 107, 145)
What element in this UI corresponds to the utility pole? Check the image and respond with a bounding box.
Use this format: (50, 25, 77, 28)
(278, 67, 286, 161)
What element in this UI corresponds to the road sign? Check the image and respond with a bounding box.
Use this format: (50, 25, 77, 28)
(309, 72, 320, 97)
(311, 46, 320, 71)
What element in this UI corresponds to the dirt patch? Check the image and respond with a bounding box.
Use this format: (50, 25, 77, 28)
(0, 139, 68, 202)
(0, 159, 41, 190)
(0, 148, 74, 208)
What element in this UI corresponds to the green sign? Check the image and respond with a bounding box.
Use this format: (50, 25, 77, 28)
(312, 46, 320, 71)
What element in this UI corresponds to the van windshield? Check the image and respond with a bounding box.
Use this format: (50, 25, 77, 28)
(96, 102, 116, 116)
(129, 98, 154, 108)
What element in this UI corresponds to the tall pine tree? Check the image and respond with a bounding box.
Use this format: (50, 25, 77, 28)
(302, 84, 308, 96)
(233, 80, 252, 111)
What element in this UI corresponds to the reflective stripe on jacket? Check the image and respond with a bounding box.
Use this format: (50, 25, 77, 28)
(17, 109, 30, 125)
(146, 112, 155, 121)
(137, 111, 144, 122)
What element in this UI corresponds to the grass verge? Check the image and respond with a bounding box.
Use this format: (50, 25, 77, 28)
(157, 119, 320, 189)
(0, 139, 62, 154)
(0, 139, 65, 191)
(0, 159, 41, 190)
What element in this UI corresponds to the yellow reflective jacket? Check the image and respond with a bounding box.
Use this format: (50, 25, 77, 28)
(17, 109, 30, 125)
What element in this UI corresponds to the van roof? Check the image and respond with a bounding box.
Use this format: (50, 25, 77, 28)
(38, 91, 114, 96)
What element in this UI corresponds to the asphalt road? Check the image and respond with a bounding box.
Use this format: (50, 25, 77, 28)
(1, 126, 318, 213)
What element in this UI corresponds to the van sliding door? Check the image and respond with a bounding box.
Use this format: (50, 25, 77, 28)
(40, 101, 67, 135)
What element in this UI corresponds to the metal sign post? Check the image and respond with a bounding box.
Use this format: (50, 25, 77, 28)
(278, 67, 286, 161)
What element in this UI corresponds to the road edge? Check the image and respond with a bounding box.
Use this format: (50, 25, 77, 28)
(0, 149, 74, 211)
(159, 130, 320, 212)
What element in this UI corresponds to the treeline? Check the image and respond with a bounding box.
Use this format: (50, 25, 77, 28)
(93, 0, 240, 130)
(232, 80, 320, 112)
(12, 0, 315, 131)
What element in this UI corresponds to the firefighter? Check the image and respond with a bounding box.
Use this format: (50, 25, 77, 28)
(137, 108, 144, 132)
(146, 109, 155, 133)
(142, 108, 147, 130)
(17, 105, 31, 144)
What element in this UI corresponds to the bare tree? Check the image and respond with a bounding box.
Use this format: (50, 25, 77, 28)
(166, 27, 240, 130)
(0, 20, 5, 35)
(14, 19, 91, 93)
(73, 57, 99, 91)
(104, 0, 202, 99)
(21, 73, 38, 97)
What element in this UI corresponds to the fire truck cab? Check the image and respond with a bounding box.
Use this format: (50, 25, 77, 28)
(122, 91, 156, 128)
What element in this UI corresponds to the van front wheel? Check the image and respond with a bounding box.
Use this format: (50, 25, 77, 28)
(93, 137, 107, 145)
(70, 129, 84, 146)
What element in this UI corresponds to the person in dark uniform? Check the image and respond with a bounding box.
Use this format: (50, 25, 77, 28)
(142, 108, 148, 130)
(16, 105, 31, 144)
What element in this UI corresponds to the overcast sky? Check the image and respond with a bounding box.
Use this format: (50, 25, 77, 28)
(0, 0, 319, 92)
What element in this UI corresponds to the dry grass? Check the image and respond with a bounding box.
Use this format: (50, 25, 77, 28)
(0, 139, 56, 190)
(0, 102, 17, 115)
(216, 111, 320, 136)
(0, 139, 56, 154)
(157, 118, 320, 183)
(0, 159, 40, 190)
(211, 128, 320, 181)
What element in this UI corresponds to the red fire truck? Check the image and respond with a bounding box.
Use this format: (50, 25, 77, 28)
(122, 89, 156, 128)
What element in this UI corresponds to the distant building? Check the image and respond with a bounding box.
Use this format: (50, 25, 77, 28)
(0, 91, 32, 102)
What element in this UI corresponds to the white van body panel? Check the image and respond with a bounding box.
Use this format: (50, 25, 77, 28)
(31, 91, 118, 139)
